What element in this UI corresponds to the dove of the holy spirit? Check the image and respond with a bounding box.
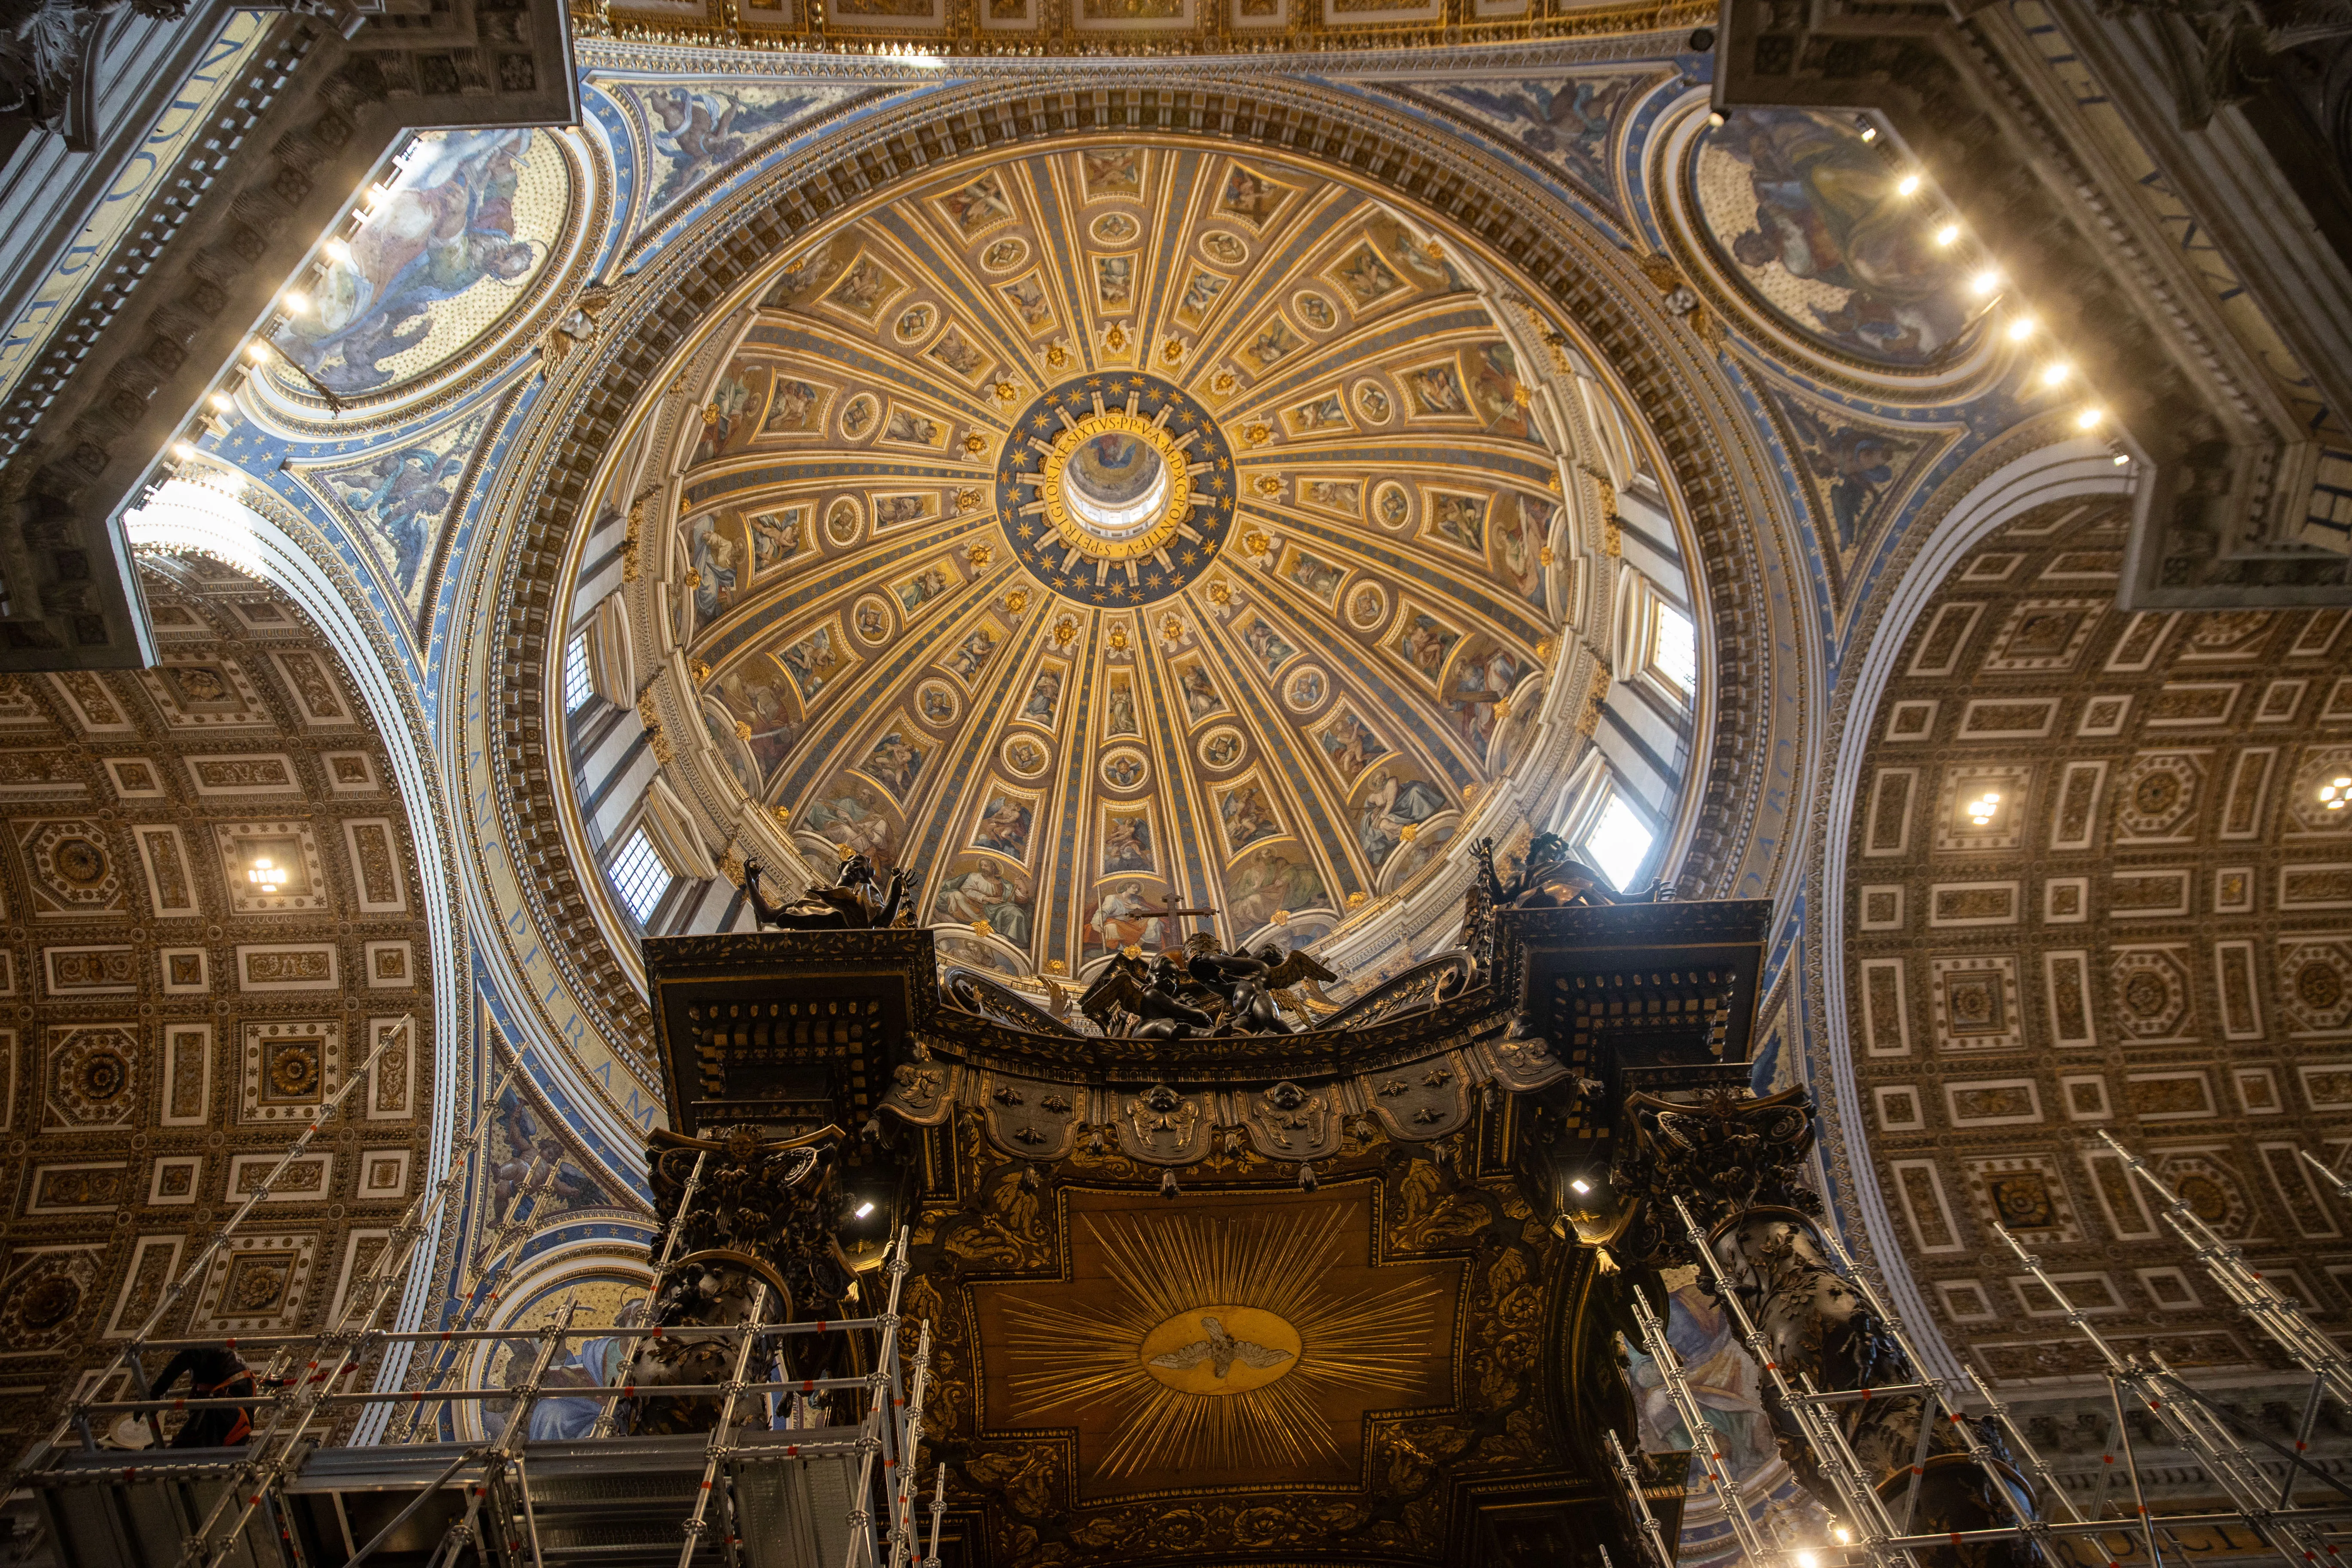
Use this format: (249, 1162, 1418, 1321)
(1147, 1314, 1294, 1379)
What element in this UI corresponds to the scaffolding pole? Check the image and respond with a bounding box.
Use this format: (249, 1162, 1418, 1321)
(1627, 1280, 1779, 1568)
(1606, 1426, 1679, 1568)
(1672, 1198, 1932, 1568)
(2095, 1132, 2352, 1411)
(1994, 1225, 2346, 1568)
(6, 1016, 411, 1510)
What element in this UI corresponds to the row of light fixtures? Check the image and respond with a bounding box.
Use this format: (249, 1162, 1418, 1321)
(1699, 111, 2122, 450)
(169, 156, 410, 466)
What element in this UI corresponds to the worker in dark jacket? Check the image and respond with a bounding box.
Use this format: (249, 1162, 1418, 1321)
(150, 1348, 263, 1447)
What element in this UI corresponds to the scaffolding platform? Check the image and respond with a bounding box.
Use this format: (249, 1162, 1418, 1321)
(31, 1427, 870, 1568)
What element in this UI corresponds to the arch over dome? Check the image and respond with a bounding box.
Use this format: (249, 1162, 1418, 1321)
(556, 139, 1708, 983)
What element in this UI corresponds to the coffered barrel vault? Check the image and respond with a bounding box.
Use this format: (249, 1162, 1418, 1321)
(0, 556, 441, 1452)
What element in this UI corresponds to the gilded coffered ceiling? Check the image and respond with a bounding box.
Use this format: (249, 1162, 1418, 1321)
(1837, 498, 2352, 1369)
(603, 143, 1628, 981)
(0, 557, 441, 1453)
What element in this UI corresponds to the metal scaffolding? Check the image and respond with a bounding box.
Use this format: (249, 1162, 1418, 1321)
(1610, 1135, 2352, 1568)
(6, 1030, 934, 1568)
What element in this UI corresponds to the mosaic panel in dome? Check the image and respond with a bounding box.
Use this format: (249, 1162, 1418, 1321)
(268, 129, 573, 399)
(611, 141, 1617, 979)
(1689, 108, 1980, 373)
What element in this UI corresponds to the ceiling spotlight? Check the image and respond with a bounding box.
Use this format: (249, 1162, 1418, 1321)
(1707, 111, 1725, 128)
(2321, 776, 2351, 811)
(2075, 407, 2106, 430)
(208, 391, 233, 412)
(2005, 315, 2036, 341)
(246, 856, 288, 888)
(853, 1199, 876, 1219)
(1933, 223, 1960, 247)
(2040, 361, 2073, 388)
(1896, 173, 1922, 196)
(1569, 1177, 1594, 1196)
(2113, 451, 2131, 466)
(1798, 1553, 1821, 1568)
(1856, 118, 1878, 143)
(322, 238, 351, 264)
(245, 341, 271, 363)
(1965, 791, 2002, 827)
(171, 440, 197, 461)
(282, 289, 309, 313)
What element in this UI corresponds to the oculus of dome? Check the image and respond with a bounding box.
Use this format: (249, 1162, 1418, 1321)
(998, 375, 1231, 604)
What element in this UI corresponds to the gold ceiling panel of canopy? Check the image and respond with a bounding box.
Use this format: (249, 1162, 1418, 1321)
(611, 142, 1639, 982)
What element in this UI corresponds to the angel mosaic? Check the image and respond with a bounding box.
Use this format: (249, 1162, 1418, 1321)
(938, 173, 1017, 237)
(273, 130, 540, 395)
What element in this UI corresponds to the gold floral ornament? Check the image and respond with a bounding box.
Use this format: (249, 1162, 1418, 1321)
(1537, 637, 1555, 660)
(1271, 909, 1291, 925)
(1046, 344, 1070, 369)
(1511, 381, 1532, 408)
(1052, 616, 1079, 647)
(1004, 588, 1030, 615)
(1210, 370, 1238, 395)
(1241, 422, 1271, 447)
(1399, 824, 1418, 843)
(1102, 323, 1129, 352)
(1207, 580, 1233, 605)
(1346, 891, 1367, 909)
(1252, 474, 1282, 497)
(962, 432, 989, 456)
(1121, 943, 1142, 960)
(1242, 529, 1271, 557)
(1109, 624, 1130, 652)
(690, 657, 713, 683)
(1540, 545, 1557, 566)
(700, 404, 721, 427)
(968, 541, 993, 570)
(1047, 958, 1067, 975)
(720, 853, 744, 885)
(956, 487, 982, 511)
(1161, 615, 1184, 643)
(1159, 337, 1185, 366)
(994, 381, 1019, 405)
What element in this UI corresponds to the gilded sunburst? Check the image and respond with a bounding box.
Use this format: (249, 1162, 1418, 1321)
(998, 1198, 1447, 1480)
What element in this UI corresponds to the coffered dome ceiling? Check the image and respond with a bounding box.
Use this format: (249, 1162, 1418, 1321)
(584, 139, 1684, 981)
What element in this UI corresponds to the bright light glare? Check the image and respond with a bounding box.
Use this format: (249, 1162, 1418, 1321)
(1582, 795, 1655, 891)
(245, 341, 271, 362)
(282, 290, 309, 313)
(171, 441, 196, 460)
(1896, 173, 1921, 196)
(322, 239, 350, 263)
(246, 856, 288, 888)
(1569, 1177, 1593, 1196)
(1970, 269, 2003, 296)
(2321, 776, 2352, 811)
(1798, 1553, 1822, 1568)
(1934, 223, 1960, 246)
(1859, 125, 1878, 142)
(208, 392, 233, 412)
(1651, 602, 1697, 695)
(2006, 315, 2037, 342)
(1833, 1528, 1853, 1546)
(2040, 361, 2073, 387)
(1965, 791, 2002, 827)
(854, 1200, 876, 1218)
(2075, 407, 2105, 430)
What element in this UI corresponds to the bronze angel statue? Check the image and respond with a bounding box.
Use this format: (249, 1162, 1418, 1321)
(740, 846, 913, 930)
(1079, 936, 1337, 1037)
